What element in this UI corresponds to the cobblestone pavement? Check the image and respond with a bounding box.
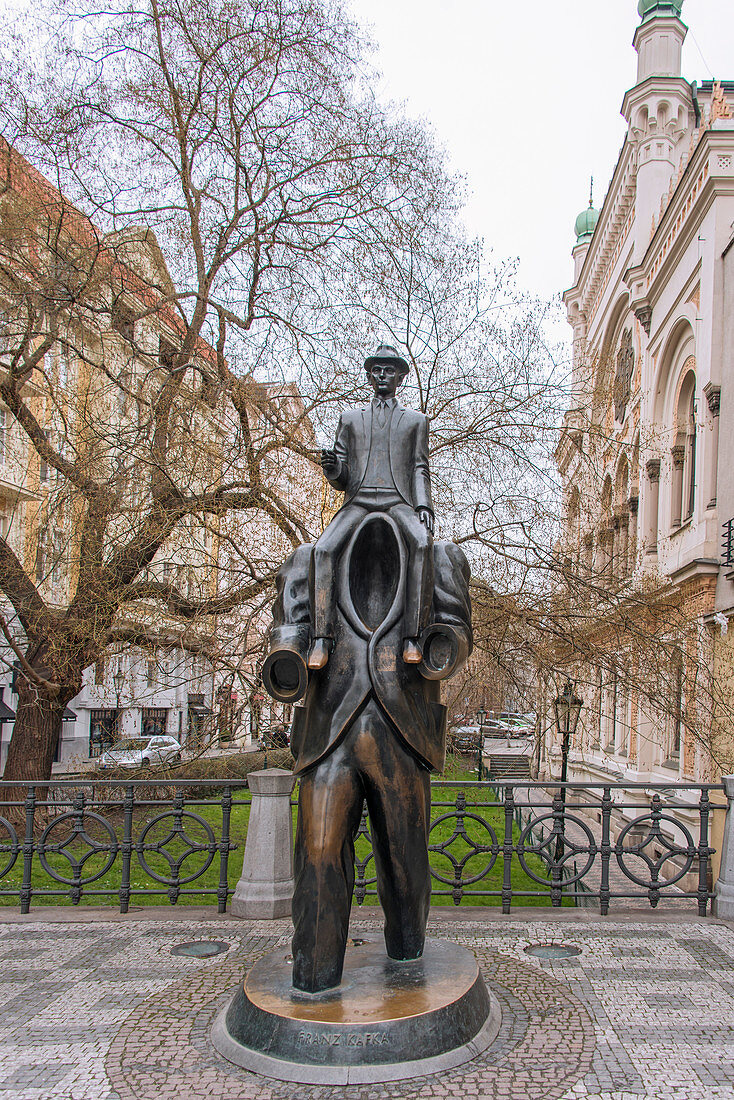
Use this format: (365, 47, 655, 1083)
(1, 910, 733, 1099)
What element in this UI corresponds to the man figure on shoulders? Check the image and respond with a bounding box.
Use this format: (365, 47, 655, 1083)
(308, 343, 434, 670)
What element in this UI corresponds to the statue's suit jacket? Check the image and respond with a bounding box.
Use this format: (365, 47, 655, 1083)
(328, 404, 433, 512)
(269, 540, 472, 776)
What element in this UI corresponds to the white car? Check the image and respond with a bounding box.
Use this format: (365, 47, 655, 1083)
(98, 735, 182, 769)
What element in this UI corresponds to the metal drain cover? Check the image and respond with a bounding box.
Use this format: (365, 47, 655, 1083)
(172, 940, 230, 958)
(524, 943, 580, 959)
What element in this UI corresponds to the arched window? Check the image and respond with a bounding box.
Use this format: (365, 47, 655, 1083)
(567, 487, 581, 570)
(671, 361, 697, 527)
(684, 383, 696, 521)
(615, 456, 630, 579)
(599, 477, 614, 580)
(669, 649, 684, 764)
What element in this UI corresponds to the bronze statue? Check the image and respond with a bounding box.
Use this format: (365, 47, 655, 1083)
(262, 344, 472, 994)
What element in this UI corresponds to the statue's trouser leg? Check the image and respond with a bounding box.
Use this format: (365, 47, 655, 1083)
(310, 505, 366, 638)
(291, 707, 432, 991)
(361, 708, 432, 960)
(389, 503, 434, 638)
(291, 735, 365, 993)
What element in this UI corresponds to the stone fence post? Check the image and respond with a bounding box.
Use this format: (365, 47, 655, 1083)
(230, 768, 295, 919)
(714, 776, 734, 919)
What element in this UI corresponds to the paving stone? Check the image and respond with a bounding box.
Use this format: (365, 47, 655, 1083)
(0, 916, 732, 1097)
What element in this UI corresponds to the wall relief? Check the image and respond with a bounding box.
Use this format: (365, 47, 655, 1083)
(613, 328, 634, 423)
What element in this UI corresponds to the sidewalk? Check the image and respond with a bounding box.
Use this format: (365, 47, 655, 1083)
(1, 906, 733, 1099)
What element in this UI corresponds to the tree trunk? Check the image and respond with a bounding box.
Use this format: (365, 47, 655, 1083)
(3, 662, 77, 785)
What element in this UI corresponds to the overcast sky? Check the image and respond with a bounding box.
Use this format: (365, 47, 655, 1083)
(347, 0, 734, 307)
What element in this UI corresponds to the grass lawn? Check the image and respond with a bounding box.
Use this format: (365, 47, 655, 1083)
(2, 754, 571, 911)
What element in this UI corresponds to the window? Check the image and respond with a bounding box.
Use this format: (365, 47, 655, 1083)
(112, 302, 135, 342)
(142, 708, 168, 737)
(592, 668, 603, 748)
(671, 363, 697, 527)
(57, 345, 70, 388)
(602, 665, 618, 751)
(89, 709, 119, 757)
(51, 530, 64, 588)
(159, 338, 178, 371)
(669, 650, 684, 762)
(39, 447, 49, 484)
(684, 389, 697, 521)
(35, 526, 48, 584)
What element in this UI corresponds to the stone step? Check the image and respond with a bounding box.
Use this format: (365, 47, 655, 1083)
(486, 755, 531, 778)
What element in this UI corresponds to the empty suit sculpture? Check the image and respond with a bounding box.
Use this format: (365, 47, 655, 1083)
(262, 344, 473, 993)
(213, 346, 497, 1084)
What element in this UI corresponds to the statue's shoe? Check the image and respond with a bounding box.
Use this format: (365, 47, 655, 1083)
(402, 639, 423, 664)
(307, 638, 331, 670)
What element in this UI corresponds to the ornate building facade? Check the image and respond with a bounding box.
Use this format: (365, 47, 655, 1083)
(548, 0, 734, 797)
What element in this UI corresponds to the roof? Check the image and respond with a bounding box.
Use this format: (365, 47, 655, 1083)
(0, 137, 218, 369)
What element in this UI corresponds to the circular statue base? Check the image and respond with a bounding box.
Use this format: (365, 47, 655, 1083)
(211, 935, 500, 1085)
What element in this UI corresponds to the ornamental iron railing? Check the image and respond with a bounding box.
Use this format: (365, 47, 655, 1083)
(0, 778, 722, 915)
(722, 517, 734, 567)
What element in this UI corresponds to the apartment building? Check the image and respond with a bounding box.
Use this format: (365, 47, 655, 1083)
(0, 139, 315, 771)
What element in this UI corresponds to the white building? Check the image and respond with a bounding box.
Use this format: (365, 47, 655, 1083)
(552, 0, 734, 789)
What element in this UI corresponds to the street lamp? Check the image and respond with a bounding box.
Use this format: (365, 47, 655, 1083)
(113, 664, 125, 740)
(475, 705, 487, 781)
(553, 679, 583, 861)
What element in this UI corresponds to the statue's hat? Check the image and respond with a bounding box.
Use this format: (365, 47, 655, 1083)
(364, 343, 410, 379)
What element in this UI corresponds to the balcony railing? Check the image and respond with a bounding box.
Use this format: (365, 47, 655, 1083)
(0, 778, 722, 916)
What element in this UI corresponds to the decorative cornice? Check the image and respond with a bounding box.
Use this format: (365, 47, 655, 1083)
(671, 444, 685, 469)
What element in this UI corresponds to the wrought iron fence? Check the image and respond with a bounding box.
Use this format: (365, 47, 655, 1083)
(0, 780, 251, 914)
(351, 781, 722, 916)
(0, 778, 723, 915)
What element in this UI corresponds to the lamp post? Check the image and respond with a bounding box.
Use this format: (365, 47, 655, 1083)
(475, 705, 487, 781)
(553, 679, 583, 862)
(113, 664, 124, 742)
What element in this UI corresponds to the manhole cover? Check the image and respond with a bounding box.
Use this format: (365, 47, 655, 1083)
(171, 941, 230, 958)
(524, 943, 580, 959)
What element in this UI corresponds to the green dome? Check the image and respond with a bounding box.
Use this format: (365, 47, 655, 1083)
(575, 204, 599, 243)
(638, 0, 683, 21)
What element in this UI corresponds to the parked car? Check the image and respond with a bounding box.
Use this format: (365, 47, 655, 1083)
(98, 735, 182, 769)
(449, 725, 482, 754)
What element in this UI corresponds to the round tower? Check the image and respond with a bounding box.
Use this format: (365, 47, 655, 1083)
(621, 0, 692, 262)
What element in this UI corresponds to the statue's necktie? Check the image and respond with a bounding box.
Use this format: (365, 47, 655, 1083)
(375, 403, 387, 429)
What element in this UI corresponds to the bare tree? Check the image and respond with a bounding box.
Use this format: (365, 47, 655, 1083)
(0, 0, 457, 781)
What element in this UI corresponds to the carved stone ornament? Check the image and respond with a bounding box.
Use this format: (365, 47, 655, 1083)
(646, 458, 661, 483)
(711, 81, 733, 123)
(704, 381, 721, 417)
(634, 305, 652, 336)
(613, 329, 635, 423)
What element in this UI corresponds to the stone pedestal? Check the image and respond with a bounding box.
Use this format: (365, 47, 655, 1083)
(230, 768, 294, 919)
(715, 775, 734, 919)
(211, 935, 500, 1084)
